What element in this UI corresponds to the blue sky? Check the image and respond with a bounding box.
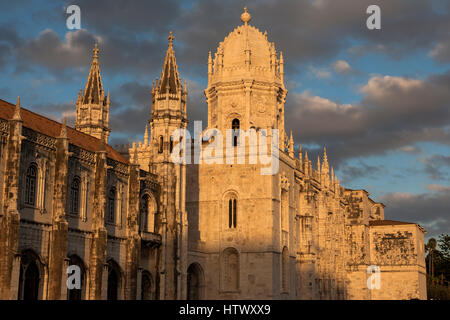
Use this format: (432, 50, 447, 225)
(0, 0, 449, 238)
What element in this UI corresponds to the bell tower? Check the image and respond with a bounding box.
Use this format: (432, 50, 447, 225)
(204, 7, 288, 143)
(75, 43, 111, 143)
(149, 31, 188, 166)
(131, 32, 188, 300)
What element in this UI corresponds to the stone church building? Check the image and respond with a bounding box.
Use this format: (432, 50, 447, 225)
(0, 8, 426, 300)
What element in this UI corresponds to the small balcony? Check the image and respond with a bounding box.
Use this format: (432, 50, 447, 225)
(139, 230, 162, 247)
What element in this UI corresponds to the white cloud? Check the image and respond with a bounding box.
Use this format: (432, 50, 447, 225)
(332, 60, 352, 74)
(308, 66, 332, 79)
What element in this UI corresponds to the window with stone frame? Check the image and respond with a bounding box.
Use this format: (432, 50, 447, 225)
(25, 164, 38, 206)
(232, 118, 240, 147)
(228, 198, 237, 228)
(158, 135, 164, 153)
(70, 177, 81, 215)
(107, 187, 116, 223)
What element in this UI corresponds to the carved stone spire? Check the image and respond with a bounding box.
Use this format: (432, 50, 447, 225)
(83, 43, 104, 105)
(159, 31, 182, 94)
(75, 43, 110, 143)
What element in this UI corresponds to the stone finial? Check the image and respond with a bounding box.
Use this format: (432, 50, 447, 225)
(168, 31, 175, 47)
(13, 96, 21, 121)
(59, 117, 67, 138)
(288, 130, 294, 157)
(323, 146, 328, 166)
(317, 155, 321, 173)
(241, 6, 251, 25)
(93, 42, 99, 60)
(144, 124, 149, 145)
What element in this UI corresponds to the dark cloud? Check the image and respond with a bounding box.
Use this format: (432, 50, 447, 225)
(29, 101, 76, 125)
(0, 25, 23, 69)
(15, 28, 167, 77)
(16, 29, 96, 72)
(10, 0, 450, 78)
(107, 78, 208, 146)
(422, 154, 450, 180)
(430, 37, 450, 63)
(286, 70, 450, 165)
(340, 161, 385, 185)
(74, 0, 181, 35)
(380, 186, 450, 239)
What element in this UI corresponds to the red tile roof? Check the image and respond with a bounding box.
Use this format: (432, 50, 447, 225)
(0, 99, 128, 164)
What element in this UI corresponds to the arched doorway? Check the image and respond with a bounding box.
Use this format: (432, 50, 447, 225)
(18, 250, 41, 300)
(67, 255, 86, 300)
(141, 271, 153, 300)
(187, 263, 204, 300)
(107, 260, 121, 300)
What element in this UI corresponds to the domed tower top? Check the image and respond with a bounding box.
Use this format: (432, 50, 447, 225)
(207, 6, 285, 86)
(204, 7, 288, 140)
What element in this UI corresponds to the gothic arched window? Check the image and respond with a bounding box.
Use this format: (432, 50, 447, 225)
(222, 248, 239, 292)
(25, 164, 37, 206)
(107, 188, 116, 223)
(18, 250, 41, 300)
(107, 260, 121, 300)
(228, 198, 237, 229)
(232, 119, 240, 147)
(158, 136, 164, 153)
(70, 177, 80, 215)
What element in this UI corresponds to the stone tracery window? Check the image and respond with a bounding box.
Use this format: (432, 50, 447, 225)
(25, 164, 37, 206)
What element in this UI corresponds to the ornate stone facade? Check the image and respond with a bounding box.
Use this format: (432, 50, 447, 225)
(0, 8, 426, 300)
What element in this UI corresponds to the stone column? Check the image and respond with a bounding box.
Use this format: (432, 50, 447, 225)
(101, 263, 109, 300)
(88, 142, 108, 300)
(47, 121, 69, 300)
(124, 161, 140, 300)
(60, 258, 70, 300)
(9, 254, 21, 300)
(136, 268, 143, 300)
(0, 99, 23, 300)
